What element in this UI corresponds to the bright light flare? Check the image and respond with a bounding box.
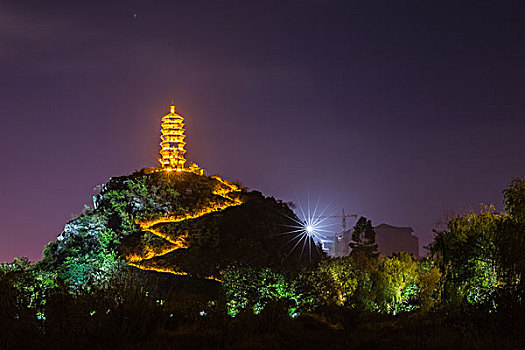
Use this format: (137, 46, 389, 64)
(298, 217, 330, 242)
(273, 191, 337, 263)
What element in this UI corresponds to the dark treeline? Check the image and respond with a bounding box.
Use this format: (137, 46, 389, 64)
(1, 178, 525, 349)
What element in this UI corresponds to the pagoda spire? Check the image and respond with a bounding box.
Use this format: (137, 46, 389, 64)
(159, 105, 186, 171)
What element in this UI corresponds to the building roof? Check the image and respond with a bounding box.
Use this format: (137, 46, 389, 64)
(375, 223, 414, 231)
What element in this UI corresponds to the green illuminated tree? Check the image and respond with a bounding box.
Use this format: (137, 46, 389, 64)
(374, 253, 420, 314)
(496, 177, 525, 299)
(428, 178, 525, 308)
(429, 205, 502, 306)
(316, 257, 359, 307)
(221, 266, 298, 316)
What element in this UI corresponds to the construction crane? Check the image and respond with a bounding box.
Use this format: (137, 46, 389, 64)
(316, 209, 358, 257)
(317, 209, 357, 236)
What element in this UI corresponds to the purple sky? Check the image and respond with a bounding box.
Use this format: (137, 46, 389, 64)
(1, 0, 524, 262)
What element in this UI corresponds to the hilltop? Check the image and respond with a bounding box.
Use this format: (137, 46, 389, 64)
(39, 168, 320, 285)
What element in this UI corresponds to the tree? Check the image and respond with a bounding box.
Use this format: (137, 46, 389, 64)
(374, 253, 421, 314)
(221, 266, 298, 316)
(315, 257, 358, 307)
(504, 177, 525, 223)
(429, 205, 502, 306)
(496, 177, 525, 299)
(427, 179, 525, 308)
(349, 217, 379, 259)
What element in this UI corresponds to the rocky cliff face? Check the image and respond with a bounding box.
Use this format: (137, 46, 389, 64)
(41, 169, 319, 284)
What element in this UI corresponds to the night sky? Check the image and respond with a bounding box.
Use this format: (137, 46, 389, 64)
(1, 0, 524, 262)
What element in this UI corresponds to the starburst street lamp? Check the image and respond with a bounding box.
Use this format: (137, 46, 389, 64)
(297, 217, 331, 242)
(274, 195, 337, 263)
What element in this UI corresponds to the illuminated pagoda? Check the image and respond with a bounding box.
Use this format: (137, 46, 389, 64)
(159, 105, 187, 171)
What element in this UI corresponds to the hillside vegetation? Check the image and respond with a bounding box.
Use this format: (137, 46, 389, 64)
(40, 169, 320, 285)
